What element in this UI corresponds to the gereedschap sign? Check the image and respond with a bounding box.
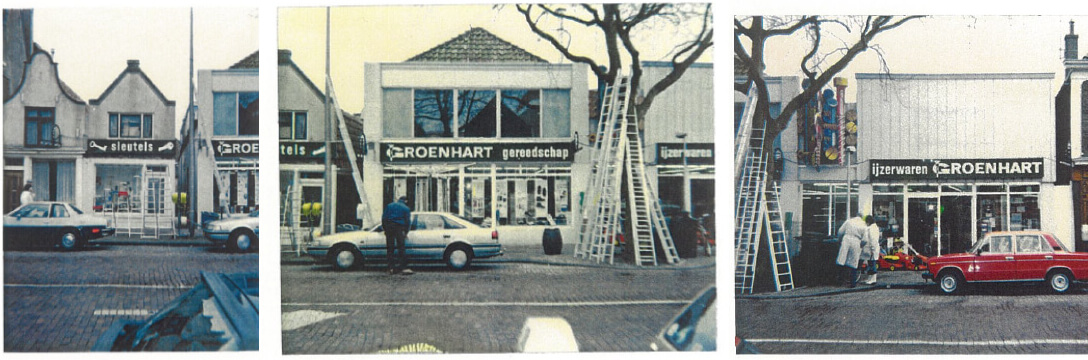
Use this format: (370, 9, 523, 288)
(380, 141, 575, 163)
(869, 158, 1044, 181)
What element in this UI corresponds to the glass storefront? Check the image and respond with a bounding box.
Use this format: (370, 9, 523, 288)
(871, 183, 1040, 256)
(801, 183, 859, 238)
(383, 165, 571, 227)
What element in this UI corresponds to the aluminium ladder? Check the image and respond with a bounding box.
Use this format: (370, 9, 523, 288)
(735, 87, 795, 293)
(327, 78, 374, 228)
(575, 76, 631, 264)
(623, 110, 678, 265)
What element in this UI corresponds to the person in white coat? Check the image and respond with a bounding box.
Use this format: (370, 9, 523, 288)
(860, 217, 883, 285)
(836, 215, 867, 287)
(19, 183, 34, 206)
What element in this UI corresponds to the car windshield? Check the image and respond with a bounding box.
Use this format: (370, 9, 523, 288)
(1047, 234, 1071, 252)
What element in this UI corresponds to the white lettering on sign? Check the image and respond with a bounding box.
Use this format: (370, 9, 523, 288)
(871, 164, 929, 177)
(932, 160, 1043, 177)
(659, 146, 713, 160)
(216, 141, 259, 156)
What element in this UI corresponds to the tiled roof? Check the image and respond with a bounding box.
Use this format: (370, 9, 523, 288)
(229, 51, 259, 69)
(407, 27, 547, 63)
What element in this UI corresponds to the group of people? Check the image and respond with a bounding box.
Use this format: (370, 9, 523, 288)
(835, 214, 883, 287)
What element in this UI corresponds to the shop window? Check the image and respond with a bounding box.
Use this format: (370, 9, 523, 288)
(1009, 194, 1039, 231)
(213, 92, 259, 136)
(32, 160, 74, 202)
(279, 111, 307, 140)
(94, 164, 142, 213)
(801, 183, 857, 237)
(541, 89, 570, 138)
(25, 107, 56, 147)
(873, 185, 903, 193)
(414, 89, 454, 138)
(873, 195, 904, 240)
(977, 184, 1006, 193)
(907, 185, 938, 193)
(977, 195, 1006, 240)
(109, 114, 153, 139)
(500, 90, 540, 138)
(458, 90, 496, 137)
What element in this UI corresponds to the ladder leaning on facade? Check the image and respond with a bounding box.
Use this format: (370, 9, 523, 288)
(735, 85, 794, 294)
(574, 75, 631, 264)
(327, 77, 373, 228)
(281, 184, 304, 255)
(623, 109, 678, 266)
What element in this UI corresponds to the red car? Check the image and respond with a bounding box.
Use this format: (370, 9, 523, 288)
(923, 231, 1088, 294)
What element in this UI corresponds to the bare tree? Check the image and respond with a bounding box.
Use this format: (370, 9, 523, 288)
(515, 3, 713, 123)
(735, 16, 923, 175)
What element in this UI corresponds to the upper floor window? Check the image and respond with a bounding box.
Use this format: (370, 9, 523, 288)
(109, 114, 153, 138)
(279, 111, 307, 140)
(25, 107, 56, 147)
(213, 92, 259, 136)
(412, 88, 550, 139)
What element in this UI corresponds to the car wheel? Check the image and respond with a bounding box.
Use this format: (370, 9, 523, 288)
(228, 229, 257, 253)
(938, 271, 964, 295)
(331, 246, 360, 271)
(58, 230, 80, 251)
(444, 245, 474, 270)
(1048, 271, 1073, 293)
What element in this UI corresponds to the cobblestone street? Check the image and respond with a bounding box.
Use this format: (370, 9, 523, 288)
(3, 243, 258, 352)
(280, 246, 717, 354)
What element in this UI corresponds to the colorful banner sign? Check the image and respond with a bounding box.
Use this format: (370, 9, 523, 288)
(869, 158, 1045, 181)
(379, 141, 575, 163)
(85, 139, 176, 158)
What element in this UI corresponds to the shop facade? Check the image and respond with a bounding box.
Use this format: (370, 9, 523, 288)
(278, 49, 364, 242)
(3, 48, 88, 213)
(856, 73, 1072, 254)
(179, 53, 259, 218)
(81, 60, 177, 232)
(1061, 23, 1088, 251)
(642, 62, 715, 221)
(361, 29, 589, 239)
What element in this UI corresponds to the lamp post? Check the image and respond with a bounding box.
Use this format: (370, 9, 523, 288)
(676, 132, 690, 214)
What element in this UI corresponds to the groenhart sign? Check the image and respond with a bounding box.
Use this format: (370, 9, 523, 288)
(380, 141, 575, 163)
(213, 139, 259, 158)
(85, 139, 176, 158)
(869, 158, 1044, 181)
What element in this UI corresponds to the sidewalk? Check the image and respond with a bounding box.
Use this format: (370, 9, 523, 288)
(281, 242, 717, 270)
(737, 269, 930, 299)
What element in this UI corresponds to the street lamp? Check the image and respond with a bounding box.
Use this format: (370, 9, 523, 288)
(675, 132, 690, 215)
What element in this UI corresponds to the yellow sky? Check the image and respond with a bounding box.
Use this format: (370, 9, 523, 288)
(278, 5, 714, 113)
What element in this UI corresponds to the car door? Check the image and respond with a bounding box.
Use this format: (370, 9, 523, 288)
(406, 214, 446, 260)
(970, 235, 1018, 282)
(5, 204, 51, 248)
(1013, 234, 1052, 281)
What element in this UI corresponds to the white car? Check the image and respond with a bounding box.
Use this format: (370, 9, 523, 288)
(306, 212, 503, 271)
(203, 211, 259, 252)
(4, 202, 114, 250)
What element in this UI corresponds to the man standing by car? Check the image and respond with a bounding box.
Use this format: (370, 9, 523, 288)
(382, 196, 413, 275)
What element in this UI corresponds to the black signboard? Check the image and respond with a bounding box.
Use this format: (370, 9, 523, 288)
(85, 139, 176, 158)
(380, 141, 575, 164)
(870, 158, 1044, 181)
(280, 141, 326, 163)
(656, 143, 714, 165)
(213, 139, 259, 158)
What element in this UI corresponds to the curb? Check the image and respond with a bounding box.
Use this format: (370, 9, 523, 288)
(736, 282, 929, 299)
(280, 251, 716, 270)
(92, 240, 213, 247)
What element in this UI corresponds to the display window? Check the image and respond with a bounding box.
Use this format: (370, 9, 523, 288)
(801, 183, 858, 238)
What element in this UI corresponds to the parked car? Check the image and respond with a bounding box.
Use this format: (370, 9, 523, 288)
(923, 231, 1088, 294)
(650, 285, 716, 351)
(3, 201, 114, 250)
(93, 272, 258, 351)
(306, 211, 503, 271)
(203, 211, 259, 252)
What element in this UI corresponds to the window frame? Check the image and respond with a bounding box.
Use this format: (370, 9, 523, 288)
(110, 113, 153, 139)
(25, 107, 56, 147)
(279, 111, 308, 140)
(214, 92, 260, 136)
(412, 88, 548, 139)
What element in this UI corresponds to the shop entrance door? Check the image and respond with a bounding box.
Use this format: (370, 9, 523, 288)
(907, 197, 939, 256)
(4, 171, 23, 213)
(940, 195, 973, 254)
(299, 179, 323, 228)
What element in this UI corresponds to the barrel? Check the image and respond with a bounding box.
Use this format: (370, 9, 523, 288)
(542, 228, 563, 255)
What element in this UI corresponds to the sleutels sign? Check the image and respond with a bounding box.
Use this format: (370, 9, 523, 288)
(870, 158, 1044, 181)
(380, 141, 575, 163)
(85, 139, 176, 158)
